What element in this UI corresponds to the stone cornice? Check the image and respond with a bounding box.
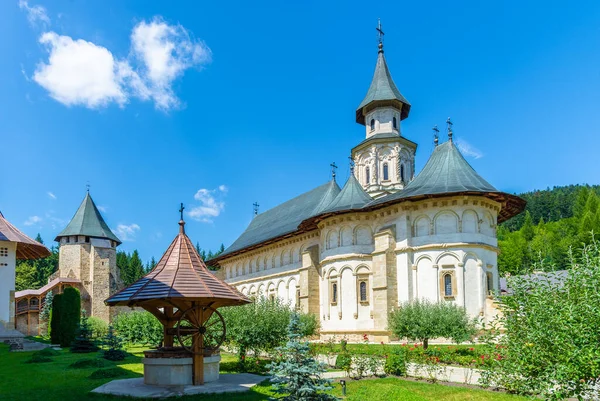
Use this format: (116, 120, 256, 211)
(226, 268, 301, 286)
(320, 253, 372, 265)
(396, 242, 499, 254)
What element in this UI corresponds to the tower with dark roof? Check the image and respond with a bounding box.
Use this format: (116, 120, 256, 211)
(352, 37, 417, 199)
(55, 193, 123, 322)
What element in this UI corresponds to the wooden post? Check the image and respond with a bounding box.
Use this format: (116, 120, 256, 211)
(192, 306, 204, 385)
(163, 307, 174, 347)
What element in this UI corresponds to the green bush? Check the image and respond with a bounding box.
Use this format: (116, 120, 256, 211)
(384, 350, 407, 376)
(50, 293, 62, 344)
(36, 347, 59, 357)
(298, 312, 319, 338)
(335, 353, 352, 374)
(102, 325, 127, 361)
(88, 317, 108, 340)
(69, 359, 111, 369)
(480, 240, 600, 400)
(88, 368, 126, 379)
(220, 297, 317, 367)
(26, 354, 53, 363)
(71, 311, 99, 353)
(388, 299, 477, 349)
(59, 288, 81, 347)
(112, 311, 162, 346)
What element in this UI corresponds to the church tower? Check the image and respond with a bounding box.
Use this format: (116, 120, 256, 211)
(55, 192, 122, 322)
(352, 24, 417, 199)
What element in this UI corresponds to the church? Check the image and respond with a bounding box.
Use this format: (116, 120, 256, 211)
(209, 36, 525, 341)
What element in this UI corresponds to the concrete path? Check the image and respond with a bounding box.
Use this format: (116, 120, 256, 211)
(91, 374, 266, 398)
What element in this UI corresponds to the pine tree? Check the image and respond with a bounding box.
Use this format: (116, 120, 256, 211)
(102, 326, 127, 361)
(268, 313, 338, 401)
(70, 310, 99, 353)
(522, 211, 535, 241)
(129, 250, 145, 284)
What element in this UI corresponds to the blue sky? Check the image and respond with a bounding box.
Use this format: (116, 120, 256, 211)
(1, 0, 599, 263)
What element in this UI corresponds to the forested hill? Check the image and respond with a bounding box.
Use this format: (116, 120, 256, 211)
(498, 184, 600, 275)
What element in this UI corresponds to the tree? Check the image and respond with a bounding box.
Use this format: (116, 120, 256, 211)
(128, 250, 145, 284)
(59, 287, 81, 347)
(70, 310, 99, 353)
(268, 313, 338, 401)
(102, 325, 127, 361)
(388, 299, 477, 349)
(50, 293, 63, 344)
(481, 238, 600, 399)
(521, 211, 535, 241)
(15, 261, 37, 291)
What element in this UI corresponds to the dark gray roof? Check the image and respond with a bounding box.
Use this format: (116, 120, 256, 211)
(356, 49, 411, 124)
(219, 180, 341, 257)
(368, 140, 497, 207)
(55, 193, 121, 244)
(322, 174, 372, 213)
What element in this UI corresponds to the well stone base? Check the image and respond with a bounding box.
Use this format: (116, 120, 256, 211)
(142, 355, 221, 386)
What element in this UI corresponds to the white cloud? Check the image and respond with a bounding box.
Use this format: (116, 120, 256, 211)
(455, 139, 484, 159)
(115, 223, 140, 241)
(188, 185, 227, 223)
(47, 191, 56, 200)
(24, 215, 42, 226)
(18, 0, 50, 28)
(33, 32, 128, 108)
(130, 17, 212, 110)
(27, 15, 211, 111)
(97, 205, 107, 213)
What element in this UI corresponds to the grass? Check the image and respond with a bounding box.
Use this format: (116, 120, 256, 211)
(0, 343, 528, 401)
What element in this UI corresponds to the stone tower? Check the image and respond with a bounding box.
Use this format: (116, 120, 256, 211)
(55, 193, 122, 322)
(352, 39, 417, 199)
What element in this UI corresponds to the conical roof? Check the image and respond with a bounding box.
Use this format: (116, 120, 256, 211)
(106, 220, 250, 308)
(368, 140, 497, 207)
(322, 174, 372, 213)
(356, 47, 411, 124)
(0, 212, 51, 259)
(55, 193, 121, 244)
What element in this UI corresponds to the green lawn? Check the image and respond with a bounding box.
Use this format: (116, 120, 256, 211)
(0, 343, 527, 401)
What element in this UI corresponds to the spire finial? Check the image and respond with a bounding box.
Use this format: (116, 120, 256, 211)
(86, 181, 90, 193)
(376, 19, 384, 52)
(178, 202, 185, 233)
(253, 202, 260, 217)
(433, 125, 439, 147)
(330, 162, 338, 180)
(349, 156, 355, 175)
(446, 117, 453, 142)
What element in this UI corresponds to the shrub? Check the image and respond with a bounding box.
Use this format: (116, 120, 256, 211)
(26, 354, 53, 363)
(89, 368, 126, 379)
(88, 317, 108, 340)
(102, 326, 127, 361)
(388, 299, 477, 349)
(221, 297, 317, 366)
(384, 349, 407, 376)
(268, 313, 338, 400)
(480, 240, 600, 400)
(50, 293, 62, 344)
(36, 347, 59, 357)
(112, 311, 162, 346)
(69, 359, 111, 369)
(59, 287, 81, 347)
(335, 353, 352, 374)
(71, 311, 99, 353)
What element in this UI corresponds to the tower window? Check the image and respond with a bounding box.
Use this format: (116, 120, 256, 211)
(85, 236, 90, 243)
(370, 119, 375, 131)
(366, 167, 371, 185)
(296, 289, 301, 308)
(383, 163, 389, 181)
(393, 116, 397, 129)
(331, 282, 338, 305)
(400, 164, 405, 182)
(444, 274, 453, 297)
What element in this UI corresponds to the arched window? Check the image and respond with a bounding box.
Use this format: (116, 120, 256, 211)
(383, 163, 389, 181)
(393, 116, 397, 129)
(331, 282, 338, 304)
(444, 274, 453, 297)
(370, 119, 375, 131)
(366, 167, 371, 185)
(400, 164, 405, 182)
(359, 281, 367, 302)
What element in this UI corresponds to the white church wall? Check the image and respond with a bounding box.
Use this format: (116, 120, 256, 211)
(0, 241, 17, 328)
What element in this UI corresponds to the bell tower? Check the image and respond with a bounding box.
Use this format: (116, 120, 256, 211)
(352, 21, 417, 199)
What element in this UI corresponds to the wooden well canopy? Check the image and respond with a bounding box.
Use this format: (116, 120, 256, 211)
(0, 212, 50, 260)
(105, 214, 251, 385)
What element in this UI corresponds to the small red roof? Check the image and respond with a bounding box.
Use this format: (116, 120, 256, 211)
(106, 220, 250, 309)
(0, 212, 51, 260)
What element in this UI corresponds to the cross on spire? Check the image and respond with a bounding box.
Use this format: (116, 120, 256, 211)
(330, 162, 338, 180)
(179, 202, 185, 221)
(376, 19, 385, 51)
(348, 156, 355, 175)
(86, 181, 90, 193)
(446, 117, 453, 142)
(253, 202, 260, 216)
(433, 125, 440, 147)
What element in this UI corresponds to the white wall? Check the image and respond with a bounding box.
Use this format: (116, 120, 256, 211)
(0, 241, 17, 328)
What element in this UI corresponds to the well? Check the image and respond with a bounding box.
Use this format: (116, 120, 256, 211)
(143, 348, 221, 385)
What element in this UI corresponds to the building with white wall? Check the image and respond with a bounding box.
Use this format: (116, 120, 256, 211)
(209, 37, 525, 342)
